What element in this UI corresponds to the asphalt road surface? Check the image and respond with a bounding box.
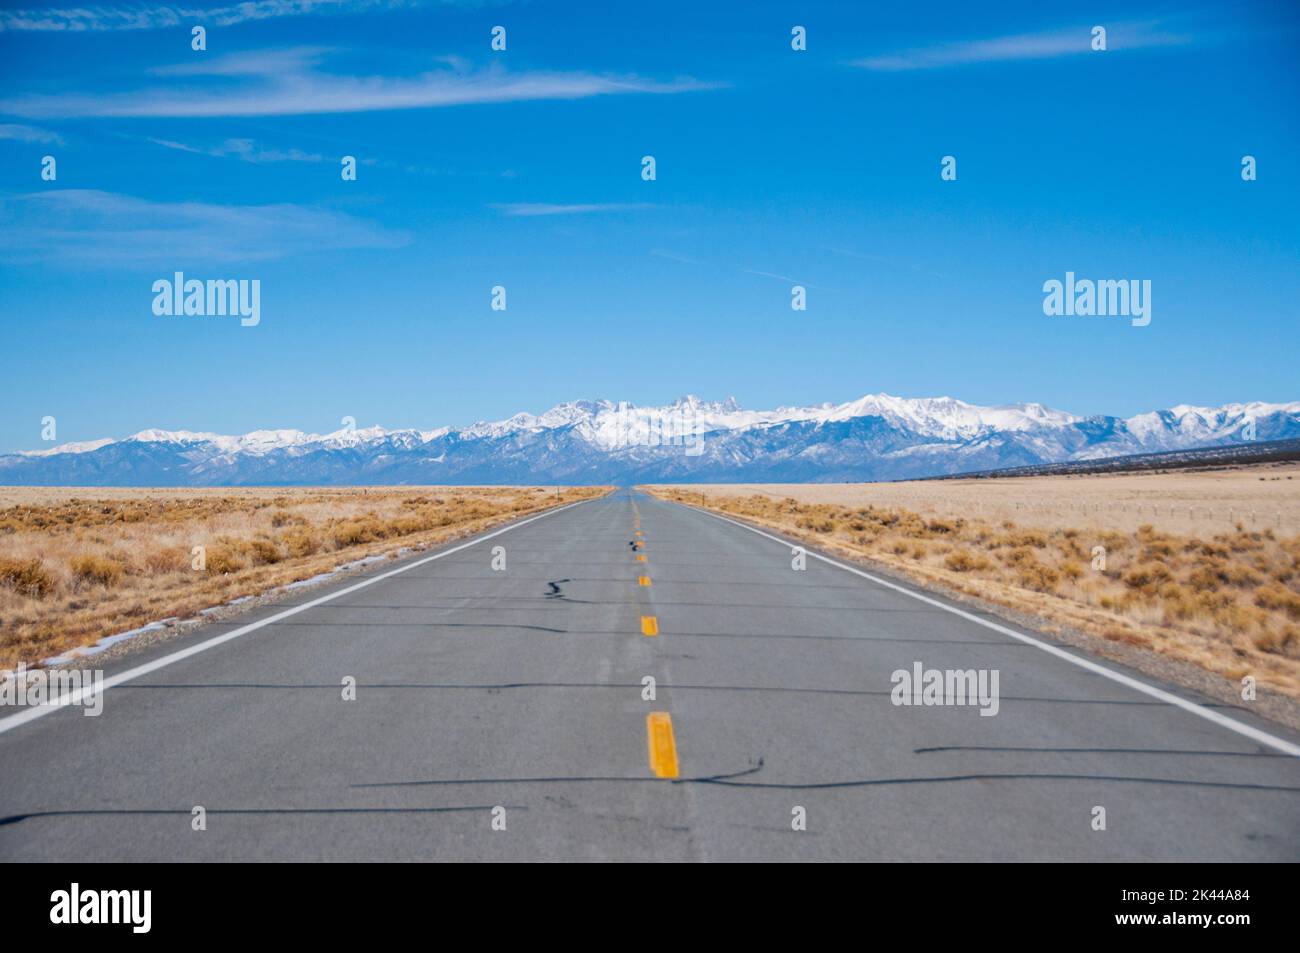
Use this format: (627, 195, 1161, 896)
(2, 489, 1297, 861)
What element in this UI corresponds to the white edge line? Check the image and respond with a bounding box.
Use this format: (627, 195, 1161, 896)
(685, 502, 1300, 759)
(0, 497, 593, 737)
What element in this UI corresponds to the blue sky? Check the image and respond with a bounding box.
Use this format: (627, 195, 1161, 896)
(0, 0, 1297, 452)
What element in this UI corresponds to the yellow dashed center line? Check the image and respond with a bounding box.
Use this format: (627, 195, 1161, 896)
(632, 501, 677, 779)
(646, 712, 679, 778)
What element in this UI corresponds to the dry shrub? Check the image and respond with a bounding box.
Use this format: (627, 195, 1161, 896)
(69, 553, 125, 588)
(1002, 546, 1034, 566)
(1002, 530, 1048, 549)
(333, 520, 379, 547)
(1187, 565, 1225, 592)
(1123, 562, 1172, 590)
(1225, 564, 1263, 588)
(1159, 583, 1198, 623)
(945, 550, 990, 573)
(1059, 560, 1085, 581)
(0, 557, 56, 598)
(205, 546, 245, 575)
(1255, 584, 1300, 620)
(143, 546, 190, 574)
(20, 623, 58, 646)
(1016, 561, 1060, 593)
(1251, 626, 1299, 657)
(281, 528, 320, 558)
(248, 538, 283, 565)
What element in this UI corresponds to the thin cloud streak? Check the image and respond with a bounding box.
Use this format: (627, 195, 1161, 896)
(822, 245, 947, 281)
(853, 21, 1196, 71)
(0, 189, 408, 264)
(0, 0, 432, 33)
(490, 203, 656, 217)
(0, 48, 721, 119)
(650, 249, 704, 266)
(0, 123, 64, 144)
(149, 137, 324, 163)
(745, 268, 830, 292)
(745, 269, 801, 284)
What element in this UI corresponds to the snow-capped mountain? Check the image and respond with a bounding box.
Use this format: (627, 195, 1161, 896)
(3, 394, 1297, 486)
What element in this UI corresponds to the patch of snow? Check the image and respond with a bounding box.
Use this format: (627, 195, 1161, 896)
(17, 437, 116, 457)
(41, 617, 180, 666)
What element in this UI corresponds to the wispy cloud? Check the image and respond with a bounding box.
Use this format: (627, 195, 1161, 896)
(144, 129, 514, 175)
(0, 123, 63, 144)
(490, 202, 656, 217)
(0, 47, 719, 118)
(0, 0, 431, 33)
(745, 269, 801, 284)
(149, 136, 323, 163)
(852, 20, 1196, 71)
(822, 245, 947, 281)
(0, 189, 408, 264)
(745, 268, 829, 292)
(650, 249, 704, 266)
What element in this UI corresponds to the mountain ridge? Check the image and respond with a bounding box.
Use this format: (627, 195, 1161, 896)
(4, 393, 1297, 486)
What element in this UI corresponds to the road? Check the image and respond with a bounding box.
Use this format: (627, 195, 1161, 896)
(1, 489, 1297, 861)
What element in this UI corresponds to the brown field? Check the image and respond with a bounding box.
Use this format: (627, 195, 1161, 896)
(664, 461, 1300, 537)
(0, 485, 608, 671)
(645, 463, 1300, 701)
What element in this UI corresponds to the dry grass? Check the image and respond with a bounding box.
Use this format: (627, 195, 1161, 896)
(0, 485, 608, 670)
(644, 477, 1300, 698)
(671, 462, 1300, 538)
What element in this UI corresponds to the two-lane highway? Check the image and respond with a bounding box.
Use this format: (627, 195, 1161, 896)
(1, 490, 1297, 860)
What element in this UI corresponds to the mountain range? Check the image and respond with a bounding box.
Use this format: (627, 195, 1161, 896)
(3, 394, 1297, 486)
